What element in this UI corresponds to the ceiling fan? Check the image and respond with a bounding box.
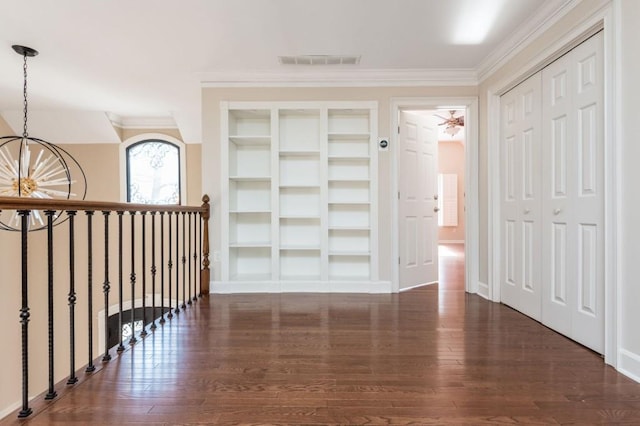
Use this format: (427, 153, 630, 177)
(435, 110, 464, 137)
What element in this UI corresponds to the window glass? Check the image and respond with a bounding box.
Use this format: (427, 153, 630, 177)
(127, 140, 180, 204)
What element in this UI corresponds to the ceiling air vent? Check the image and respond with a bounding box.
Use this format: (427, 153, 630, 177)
(278, 55, 361, 65)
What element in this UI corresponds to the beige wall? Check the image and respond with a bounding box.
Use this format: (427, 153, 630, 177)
(0, 115, 12, 134)
(0, 218, 22, 417)
(201, 86, 478, 283)
(438, 141, 465, 242)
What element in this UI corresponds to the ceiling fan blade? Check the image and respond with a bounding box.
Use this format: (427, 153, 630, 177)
(434, 114, 449, 120)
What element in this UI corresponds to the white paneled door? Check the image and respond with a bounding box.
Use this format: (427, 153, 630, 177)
(500, 73, 543, 321)
(500, 32, 604, 353)
(399, 111, 439, 290)
(541, 33, 604, 353)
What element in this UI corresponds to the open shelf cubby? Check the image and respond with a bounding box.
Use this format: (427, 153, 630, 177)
(329, 254, 371, 281)
(279, 109, 321, 151)
(229, 212, 271, 246)
(229, 247, 272, 281)
(280, 153, 320, 187)
(222, 102, 377, 286)
(328, 180, 370, 204)
(329, 228, 370, 254)
(280, 249, 321, 281)
(229, 180, 271, 212)
(229, 109, 271, 137)
(280, 217, 321, 249)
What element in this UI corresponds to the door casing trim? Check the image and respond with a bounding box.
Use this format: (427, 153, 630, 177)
(390, 97, 479, 295)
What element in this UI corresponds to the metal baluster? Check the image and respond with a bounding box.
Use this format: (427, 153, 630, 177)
(129, 212, 137, 345)
(181, 212, 186, 310)
(174, 212, 180, 315)
(175, 212, 180, 314)
(150, 212, 157, 330)
(17, 210, 32, 418)
(199, 211, 202, 298)
(86, 211, 96, 372)
(44, 210, 57, 400)
(67, 211, 78, 385)
(160, 212, 166, 324)
(167, 212, 173, 319)
(141, 212, 148, 336)
(192, 212, 198, 302)
(117, 211, 125, 353)
(102, 211, 112, 362)
(189, 211, 194, 304)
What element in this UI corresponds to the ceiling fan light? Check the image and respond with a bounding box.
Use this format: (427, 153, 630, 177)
(444, 126, 460, 137)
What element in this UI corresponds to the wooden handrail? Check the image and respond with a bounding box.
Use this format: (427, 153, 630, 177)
(0, 196, 208, 213)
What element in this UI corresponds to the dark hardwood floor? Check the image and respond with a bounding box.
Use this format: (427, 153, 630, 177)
(5, 244, 640, 425)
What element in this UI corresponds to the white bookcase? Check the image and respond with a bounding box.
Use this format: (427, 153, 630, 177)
(220, 101, 380, 292)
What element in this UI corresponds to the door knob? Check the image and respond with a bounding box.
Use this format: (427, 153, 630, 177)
(434, 207, 440, 212)
(524, 208, 531, 214)
(553, 208, 562, 215)
(433, 194, 439, 200)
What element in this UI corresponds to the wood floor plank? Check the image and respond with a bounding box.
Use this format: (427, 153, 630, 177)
(3, 244, 640, 425)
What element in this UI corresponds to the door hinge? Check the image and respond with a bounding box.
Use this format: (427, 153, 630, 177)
(398, 191, 400, 200)
(398, 257, 401, 265)
(398, 125, 400, 134)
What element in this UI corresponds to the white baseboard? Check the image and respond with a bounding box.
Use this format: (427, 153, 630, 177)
(398, 281, 437, 292)
(211, 280, 393, 294)
(619, 349, 640, 383)
(0, 396, 37, 422)
(439, 240, 465, 244)
(0, 401, 20, 421)
(477, 281, 490, 300)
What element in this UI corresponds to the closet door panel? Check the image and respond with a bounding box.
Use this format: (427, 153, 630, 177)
(500, 73, 542, 320)
(541, 32, 604, 353)
(500, 93, 521, 310)
(569, 33, 604, 352)
(542, 53, 574, 332)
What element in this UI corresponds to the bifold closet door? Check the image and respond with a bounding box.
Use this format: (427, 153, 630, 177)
(500, 32, 604, 354)
(500, 73, 543, 321)
(541, 32, 604, 353)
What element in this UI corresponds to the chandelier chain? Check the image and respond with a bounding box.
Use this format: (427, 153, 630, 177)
(22, 53, 28, 138)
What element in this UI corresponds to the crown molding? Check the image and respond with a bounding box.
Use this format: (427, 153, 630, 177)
(476, 0, 582, 83)
(200, 68, 478, 88)
(107, 112, 177, 129)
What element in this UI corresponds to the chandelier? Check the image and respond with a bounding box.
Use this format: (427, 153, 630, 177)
(0, 45, 86, 231)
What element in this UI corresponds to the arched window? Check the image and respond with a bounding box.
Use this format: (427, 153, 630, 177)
(120, 134, 186, 204)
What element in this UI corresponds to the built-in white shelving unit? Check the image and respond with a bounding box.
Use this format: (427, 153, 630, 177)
(220, 102, 379, 292)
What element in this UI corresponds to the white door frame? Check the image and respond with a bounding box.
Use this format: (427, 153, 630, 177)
(391, 97, 479, 294)
(487, 4, 620, 366)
